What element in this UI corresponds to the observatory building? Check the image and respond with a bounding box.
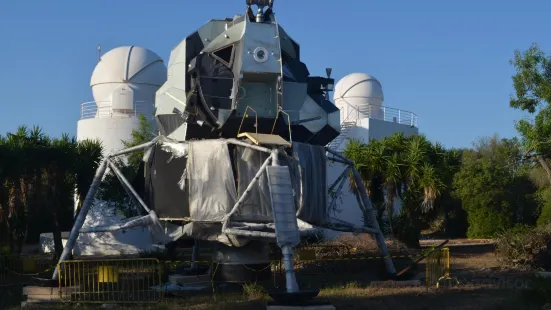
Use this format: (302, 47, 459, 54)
(77, 46, 167, 155)
(71, 46, 167, 256)
(327, 73, 418, 230)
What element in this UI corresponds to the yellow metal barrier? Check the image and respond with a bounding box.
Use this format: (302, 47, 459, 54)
(57, 258, 162, 303)
(425, 247, 450, 287)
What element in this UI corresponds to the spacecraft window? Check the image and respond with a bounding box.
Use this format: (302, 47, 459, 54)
(253, 47, 269, 63)
(212, 45, 235, 67)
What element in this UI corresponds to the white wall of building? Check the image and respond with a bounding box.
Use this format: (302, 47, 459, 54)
(77, 117, 143, 156)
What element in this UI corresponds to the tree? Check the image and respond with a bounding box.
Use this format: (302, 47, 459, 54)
(74, 139, 104, 213)
(122, 114, 156, 167)
(510, 44, 551, 184)
(0, 127, 103, 256)
(453, 135, 539, 238)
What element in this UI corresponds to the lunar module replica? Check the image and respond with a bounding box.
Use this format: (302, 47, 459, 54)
(54, 0, 396, 304)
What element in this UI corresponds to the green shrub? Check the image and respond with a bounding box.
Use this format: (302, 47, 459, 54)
(393, 213, 421, 248)
(537, 188, 551, 226)
(495, 224, 551, 270)
(466, 203, 514, 238)
(539, 204, 551, 227)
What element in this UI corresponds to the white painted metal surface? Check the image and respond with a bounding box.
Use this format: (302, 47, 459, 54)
(334, 73, 384, 122)
(90, 46, 166, 103)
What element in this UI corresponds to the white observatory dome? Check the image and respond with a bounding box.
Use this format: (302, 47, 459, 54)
(334, 73, 384, 122)
(78, 45, 167, 157)
(90, 46, 167, 105)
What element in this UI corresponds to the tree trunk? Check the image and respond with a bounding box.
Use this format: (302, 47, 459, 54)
(52, 209, 63, 260)
(7, 185, 19, 254)
(537, 155, 551, 185)
(7, 222, 14, 254)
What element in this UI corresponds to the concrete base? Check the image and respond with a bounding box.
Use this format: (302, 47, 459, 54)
(536, 272, 551, 278)
(267, 305, 335, 310)
(370, 280, 421, 287)
(267, 299, 334, 310)
(22, 286, 79, 304)
(169, 274, 211, 285)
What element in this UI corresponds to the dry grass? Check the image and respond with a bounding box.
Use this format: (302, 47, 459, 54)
(15, 285, 531, 310)
(325, 233, 417, 256)
(451, 251, 500, 272)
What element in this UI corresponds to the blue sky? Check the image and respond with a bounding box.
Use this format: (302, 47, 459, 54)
(0, 0, 549, 148)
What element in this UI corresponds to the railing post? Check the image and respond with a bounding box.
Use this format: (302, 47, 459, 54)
(398, 110, 401, 124)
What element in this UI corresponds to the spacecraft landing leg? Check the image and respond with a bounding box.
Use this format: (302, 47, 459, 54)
(266, 151, 323, 306)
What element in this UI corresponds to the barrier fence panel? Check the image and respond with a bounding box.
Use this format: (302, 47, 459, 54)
(0, 254, 56, 286)
(425, 248, 450, 287)
(58, 258, 162, 304)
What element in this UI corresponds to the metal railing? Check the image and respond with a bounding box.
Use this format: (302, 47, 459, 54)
(340, 101, 418, 128)
(425, 247, 450, 287)
(57, 258, 162, 303)
(1, 254, 56, 286)
(80, 101, 153, 120)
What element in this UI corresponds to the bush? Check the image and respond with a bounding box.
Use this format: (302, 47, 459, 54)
(466, 203, 514, 238)
(537, 188, 551, 226)
(393, 213, 421, 248)
(495, 224, 551, 270)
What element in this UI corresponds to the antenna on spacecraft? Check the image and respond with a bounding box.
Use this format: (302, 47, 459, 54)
(325, 68, 333, 101)
(97, 45, 102, 62)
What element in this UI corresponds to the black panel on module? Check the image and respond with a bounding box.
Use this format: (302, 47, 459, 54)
(144, 144, 190, 218)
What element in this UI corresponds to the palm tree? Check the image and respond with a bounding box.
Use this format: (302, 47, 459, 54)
(344, 133, 458, 245)
(75, 139, 104, 213)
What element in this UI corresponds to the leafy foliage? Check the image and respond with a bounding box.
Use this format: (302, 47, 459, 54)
(510, 43, 551, 114)
(510, 43, 551, 186)
(122, 114, 156, 167)
(453, 135, 539, 238)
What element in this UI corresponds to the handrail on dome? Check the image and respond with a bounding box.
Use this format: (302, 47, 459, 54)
(340, 101, 418, 127)
(80, 101, 152, 120)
